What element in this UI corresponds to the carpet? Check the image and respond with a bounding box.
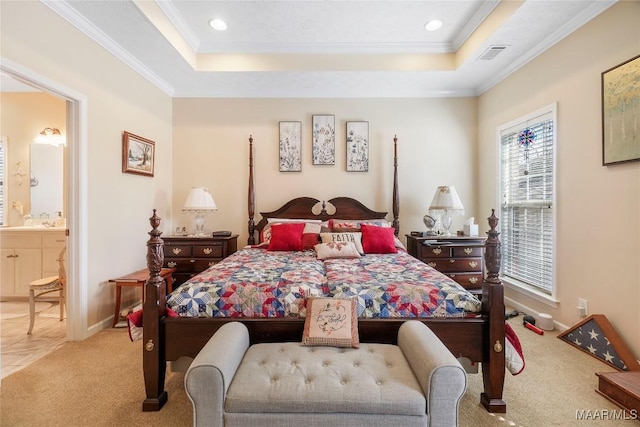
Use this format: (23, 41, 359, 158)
(0, 301, 51, 319)
(1, 317, 638, 426)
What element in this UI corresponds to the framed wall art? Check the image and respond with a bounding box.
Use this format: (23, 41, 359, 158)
(558, 314, 640, 371)
(602, 54, 640, 165)
(122, 131, 155, 177)
(312, 115, 335, 165)
(346, 121, 369, 172)
(279, 121, 302, 172)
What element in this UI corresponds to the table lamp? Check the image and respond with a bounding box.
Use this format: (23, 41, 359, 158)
(182, 187, 217, 236)
(428, 186, 465, 236)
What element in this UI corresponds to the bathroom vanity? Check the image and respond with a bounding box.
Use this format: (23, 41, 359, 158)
(0, 227, 66, 300)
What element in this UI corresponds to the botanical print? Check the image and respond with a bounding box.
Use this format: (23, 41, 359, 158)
(312, 115, 335, 165)
(346, 121, 369, 171)
(279, 121, 302, 172)
(602, 54, 640, 164)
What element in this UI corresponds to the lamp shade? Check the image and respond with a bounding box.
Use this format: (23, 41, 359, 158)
(429, 186, 464, 212)
(182, 187, 217, 212)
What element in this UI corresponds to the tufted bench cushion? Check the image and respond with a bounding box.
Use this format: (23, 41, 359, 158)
(185, 321, 467, 427)
(226, 343, 425, 415)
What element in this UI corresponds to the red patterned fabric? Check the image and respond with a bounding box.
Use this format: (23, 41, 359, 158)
(505, 322, 525, 375)
(361, 223, 397, 254)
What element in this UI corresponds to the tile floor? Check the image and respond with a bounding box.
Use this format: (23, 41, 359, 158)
(0, 302, 67, 379)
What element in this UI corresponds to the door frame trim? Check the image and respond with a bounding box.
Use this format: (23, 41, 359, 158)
(1, 57, 88, 340)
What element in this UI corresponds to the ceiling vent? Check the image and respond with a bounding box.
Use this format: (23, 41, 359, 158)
(478, 45, 508, 60)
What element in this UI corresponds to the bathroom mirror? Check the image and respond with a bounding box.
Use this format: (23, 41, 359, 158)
(30, 143, 63, 219)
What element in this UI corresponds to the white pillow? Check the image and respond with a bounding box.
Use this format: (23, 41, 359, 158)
(320, 232, 364, 255)
(314, 242, 361, 260)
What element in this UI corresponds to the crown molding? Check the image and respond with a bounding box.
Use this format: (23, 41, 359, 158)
(476, 0, 616, 95)
(42, 0, 175, 96)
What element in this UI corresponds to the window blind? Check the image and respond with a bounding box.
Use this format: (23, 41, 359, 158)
(500, 112, 555, 294)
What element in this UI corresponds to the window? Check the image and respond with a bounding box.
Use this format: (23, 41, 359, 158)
(499, 104, 556, 296)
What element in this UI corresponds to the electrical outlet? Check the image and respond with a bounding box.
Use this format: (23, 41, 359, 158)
(577, 298, 589, 317)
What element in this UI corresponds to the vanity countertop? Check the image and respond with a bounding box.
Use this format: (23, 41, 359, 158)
(0, 225, 65, 232)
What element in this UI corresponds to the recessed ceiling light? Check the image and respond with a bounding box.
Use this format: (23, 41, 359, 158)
(209, 18, 227, 31)
(425, 19, 443, 31)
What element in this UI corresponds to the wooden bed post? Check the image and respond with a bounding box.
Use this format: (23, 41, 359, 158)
(248, 135, 256, 245)
(480, 209, 506, 413)
(392, 135, 400, 236)
(142, 209, 168, 411)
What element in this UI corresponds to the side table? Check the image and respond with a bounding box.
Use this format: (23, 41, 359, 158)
(405, 234, 486, 293)
(109, 267, 175, 327)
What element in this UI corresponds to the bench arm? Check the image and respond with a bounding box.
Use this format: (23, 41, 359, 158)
(185, 322, 250, 427)
(398, 321, 467, 427)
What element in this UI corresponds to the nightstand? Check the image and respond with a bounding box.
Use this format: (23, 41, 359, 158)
(162, 235, 238, 287)
(405, 234, 486, 292)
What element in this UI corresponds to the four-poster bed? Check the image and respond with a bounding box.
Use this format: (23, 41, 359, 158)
(141, 135, 506, 413)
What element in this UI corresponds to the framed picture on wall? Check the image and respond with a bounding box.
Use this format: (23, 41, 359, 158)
(312, 115, 335, 165)
(346, 121, 369, 172)
(602, 54, 640, 165)
(279, 121, 302, 172)
(122, 131, 155, 177)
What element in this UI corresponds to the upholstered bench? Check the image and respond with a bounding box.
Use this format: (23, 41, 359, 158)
(185, 321, 467, 427)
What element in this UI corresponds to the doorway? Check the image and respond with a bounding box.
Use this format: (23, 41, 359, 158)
(1, 59, 88, 341)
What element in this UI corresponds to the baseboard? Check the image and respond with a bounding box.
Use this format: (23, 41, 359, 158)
(88, 301, 141, 335)
(504, 295, 569, 331)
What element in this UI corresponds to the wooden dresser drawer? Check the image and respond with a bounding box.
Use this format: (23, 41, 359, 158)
(424, 257, 482, 273)
(193, 243, 223, 258)
(446, 272, 483, 289)
(164, 244, 192, 257)
(419, 245, 451, 258)
(164, 258, 219, 273)
(452, 246, 482, 257)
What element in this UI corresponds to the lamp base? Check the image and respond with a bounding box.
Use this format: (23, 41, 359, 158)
(441, 211, 453, 236)
(194, 214, 206, 236)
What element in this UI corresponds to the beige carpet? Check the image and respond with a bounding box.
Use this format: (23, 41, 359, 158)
(0, 302, 51, 320)
(1, 317, 637, 427)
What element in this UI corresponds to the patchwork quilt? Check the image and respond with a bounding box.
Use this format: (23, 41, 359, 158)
(326, 251, 481, 317)
(167, 249, 327, 317)
(166, 248, 481, 318)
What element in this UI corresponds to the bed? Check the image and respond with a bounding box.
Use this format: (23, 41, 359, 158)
(141, 136, 506, 413)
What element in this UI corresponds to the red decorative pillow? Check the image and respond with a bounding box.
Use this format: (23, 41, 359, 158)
(360, 223, 398, 254)
(268, 223, 305, 251)
(302, 223, 321, 250)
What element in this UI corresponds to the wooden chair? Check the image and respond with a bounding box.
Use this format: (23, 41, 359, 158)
(28, 246, 66, 335)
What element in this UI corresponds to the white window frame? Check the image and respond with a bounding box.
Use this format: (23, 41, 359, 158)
(497, 103, 558, 306)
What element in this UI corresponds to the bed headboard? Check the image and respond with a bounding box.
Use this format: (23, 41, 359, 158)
(254, 196, 390, 238)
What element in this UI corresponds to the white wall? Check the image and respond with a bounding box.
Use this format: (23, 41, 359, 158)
(478, 1, 640, 357)
(172, 97, 479, 245)
(1, 1, 173, 332)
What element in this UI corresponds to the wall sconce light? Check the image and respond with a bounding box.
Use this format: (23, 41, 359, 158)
(34, 127, 65, 146)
